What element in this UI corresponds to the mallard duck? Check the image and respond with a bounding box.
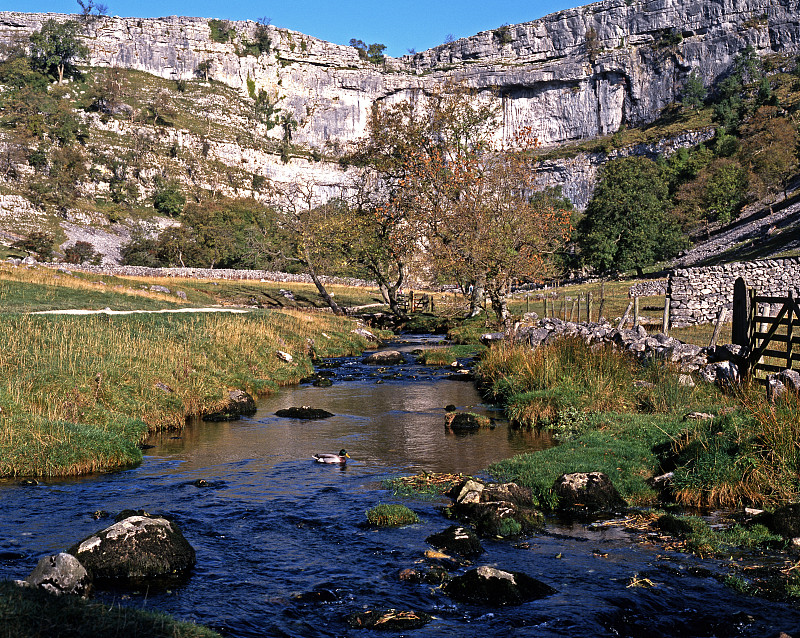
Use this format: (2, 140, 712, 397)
(313, 449, 350, 464)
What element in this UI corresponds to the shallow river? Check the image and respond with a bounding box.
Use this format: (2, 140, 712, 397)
(1, 336, 799, 637)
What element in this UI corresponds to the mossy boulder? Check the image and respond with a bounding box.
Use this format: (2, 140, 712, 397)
(553, 472, 627, 517)
(446, 480, 544, 538)
(68, 515, 195, 581)
(363, 350, 405, 365)
(443, 566, 557, 606)
(445, 412, 491, 432)
(366, 503, 420, 527)
(21, 553, 92, 597)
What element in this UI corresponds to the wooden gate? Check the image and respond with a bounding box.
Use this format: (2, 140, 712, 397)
(732, 277, 800, 381)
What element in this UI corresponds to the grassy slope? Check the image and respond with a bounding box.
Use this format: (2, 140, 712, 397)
(0, 268, 380, 477)
(0, 582, 220, 638)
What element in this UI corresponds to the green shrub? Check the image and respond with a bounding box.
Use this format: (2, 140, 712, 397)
(366, 503, 420, 527)
(152, 179, 185, 217)
(208, 19, 234, 44)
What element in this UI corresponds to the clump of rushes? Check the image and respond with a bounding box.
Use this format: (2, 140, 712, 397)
(475, 339, 702, 427)
(383, 472, 470, 498)
(0, 310, 373, 477)
(0, 580, 221, 637)
(366, 503, 421, 527)
(670, 389, 800, 508)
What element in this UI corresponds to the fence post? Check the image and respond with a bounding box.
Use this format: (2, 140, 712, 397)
(597, 298, 606, 323)
(731, 277, 749, 348)
(618, 301, 634, 330)
(662, 296, 671, 335)
(787, 292, 794, 370)
(709, 307, 728, 348)
(587, 292, 593, 324)
(633, 296, 640, 327)
(409, 290, 415, 314)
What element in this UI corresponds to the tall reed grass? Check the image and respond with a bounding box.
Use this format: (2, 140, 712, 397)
(0, 310, 370, 477)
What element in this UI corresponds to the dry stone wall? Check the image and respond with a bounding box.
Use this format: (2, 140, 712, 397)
(668, 258, 800, 326)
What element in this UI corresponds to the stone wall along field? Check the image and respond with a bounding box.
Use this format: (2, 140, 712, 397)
(667, 258, 800, 327)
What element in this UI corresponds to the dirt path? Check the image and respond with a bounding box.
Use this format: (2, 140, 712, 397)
(32, 307, 252, 315)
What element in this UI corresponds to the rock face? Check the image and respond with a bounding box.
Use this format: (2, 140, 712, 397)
(443, 566, 557, 606)
(21, 553, 91, 597)
(68, 515, 196, 581)
(1, 0, 798, 209)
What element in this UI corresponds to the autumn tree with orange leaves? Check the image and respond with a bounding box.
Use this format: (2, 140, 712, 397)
(359, 83, 571, 327)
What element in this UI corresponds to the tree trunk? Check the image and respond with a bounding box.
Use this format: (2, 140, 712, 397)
(488, 289, 513, 332)
(303, 247, 345, 315)
(467, 274, 486, 318)
(57, 64, 64, 85)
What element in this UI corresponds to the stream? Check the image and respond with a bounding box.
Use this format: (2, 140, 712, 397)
(0, 336, 799, 637)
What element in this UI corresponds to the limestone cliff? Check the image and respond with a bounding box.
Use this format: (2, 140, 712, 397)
(2, 0, 797, 150)
(0, 0, 798, 216)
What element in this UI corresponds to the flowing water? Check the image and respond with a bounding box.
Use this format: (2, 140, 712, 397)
(0, 336, 799, 637)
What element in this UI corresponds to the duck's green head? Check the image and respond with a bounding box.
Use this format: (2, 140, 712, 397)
(339, 449, 350, 458)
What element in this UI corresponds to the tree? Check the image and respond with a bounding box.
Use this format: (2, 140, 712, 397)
(681, 69, 706, 110)
(269, 180, 347, 315)
(144, 89, 176, 127)
(349, 39, 386, 64)
(578, 156, 684, 274)
(29, 19, 88, 84)
(360, 84, 571, 326)
(63, 240, 101, 264)
(152, 178, 185, 217)
(12, 231, 55, 261)
(196, 59, 212, 81)
(739, 105, 799, 199)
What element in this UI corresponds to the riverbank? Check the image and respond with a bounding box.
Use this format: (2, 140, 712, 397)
(0, 581, 221, 638)
(0, 310, 376, 477)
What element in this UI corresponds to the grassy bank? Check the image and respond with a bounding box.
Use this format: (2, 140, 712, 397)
(0, 310, 372, 477)
(476, 339, 799, 510)
(0, 581, 220, 638)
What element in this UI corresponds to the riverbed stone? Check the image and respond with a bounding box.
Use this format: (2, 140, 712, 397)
(426, 525, 484, 558)
(275, 406, 334, 419)
(68, 515, 195, 581)
(443, 566, 557, 606)
(346, 609, 432, 630)
(363, 350, 404, 365)
(553, 472, 627, 516)
(21, 552, 91, 597)
(445, 412, 490, 432)
(203, 389, 257, 421)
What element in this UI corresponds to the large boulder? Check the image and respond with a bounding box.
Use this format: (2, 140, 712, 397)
(443, 566, 557, 606)
(68, 515, 195, 581)
(20, 553, 91, 597)
(362, 350, 404, 365)
(447, 480, 544, 538)
(426, 525, 484, 558)
(553, 472, 627, 517)
(203, 389, 257, 422)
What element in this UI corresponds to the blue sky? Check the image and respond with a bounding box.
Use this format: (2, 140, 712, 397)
(4, 0, 582, 56)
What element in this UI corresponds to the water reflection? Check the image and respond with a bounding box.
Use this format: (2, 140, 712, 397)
(147, 378, 551, 477)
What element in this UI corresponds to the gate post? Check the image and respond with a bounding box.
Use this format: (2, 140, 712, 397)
(731, 277, 749, 348)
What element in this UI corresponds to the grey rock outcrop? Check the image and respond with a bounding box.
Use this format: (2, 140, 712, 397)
(19, 553, 91, 597)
